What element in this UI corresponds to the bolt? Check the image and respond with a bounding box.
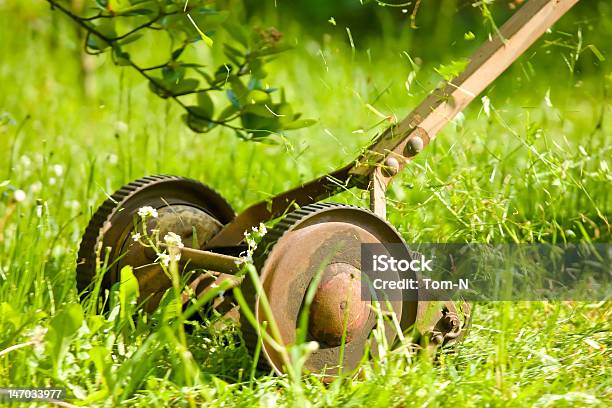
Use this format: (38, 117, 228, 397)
(404, 136, 424, 157)
(431, 333, 444, 345)
(441, 312, 461, 332)
(382, 157, 400, 177)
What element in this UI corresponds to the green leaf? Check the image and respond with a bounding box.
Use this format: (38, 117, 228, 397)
(183, 108, 216, 133)
(94, 19, 117, 40)
(282, 118, 317, 130)
(170, 78, 200, 95)
(0, 302, 20, 332)
(116, 4, 156, 16)
(149, 78, 172, 99)
(246, 89, 270, 105)
(217, 104, 239, 121)
(230, 77, 248, 104)
(162, 65, 186, 83)
(89, 346, 113, 395)
(86, 19, 117, 51)
(223, 44, 244, 65)
(241, 112, 279, 138)
(119, 265, 139, 322)
(224, 21, 249, 48)
(434, 58, 470, 81)
(86, 33, 109, 51)
(112, 47, 131, 66)
(186, 13, 214, 47)
(171, 46, 186, 60)
(243, 103, 274, 118)
(118, 33, 143, 46)
(214, 64, 232, 83)
(249, 59, 267, 79)
(277, 103, 294, 125)
(46, 304, 84, 373)
(197, 92, 214, 118)
(253, 44, 293, 58)
(585, 44, 605, 62)
(226, 89, 240, 108)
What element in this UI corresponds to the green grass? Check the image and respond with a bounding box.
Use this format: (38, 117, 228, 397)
(0, 2, 610, 407)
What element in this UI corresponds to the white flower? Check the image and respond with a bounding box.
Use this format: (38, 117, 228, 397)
(156, 252, 171, 267)
(304, 341, 319, 353)
(49, 177, 57, 186)
(13, 189, 26, 202)
(453, 111, 465, 127)
(20, 155, 32, 168)
(52, 164, 64, 177)
(138, 206, 158, 219)
(116, 121, 129, 134)
(30, 181, 42, 193)
(65, 200, 80, 210)
(108, 154, 119, 165)
(257, 223, 267, 235)
(132, 232, 142, 242)
(481, 95, 491, 117)
(164, 232, 184, 248)
(156, 251, 181, 267)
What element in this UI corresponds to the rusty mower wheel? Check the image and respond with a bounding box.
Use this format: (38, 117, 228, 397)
(77, 175, 234, 310)
(248, 203, 417, 378)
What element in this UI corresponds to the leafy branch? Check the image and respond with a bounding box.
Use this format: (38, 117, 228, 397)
(46, 0, 316, 140)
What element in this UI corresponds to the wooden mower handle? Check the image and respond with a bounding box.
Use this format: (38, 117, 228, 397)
(206, 0, 579, 248)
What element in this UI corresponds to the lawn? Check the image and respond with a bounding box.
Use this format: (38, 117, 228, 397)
(0, 1, 610, 407)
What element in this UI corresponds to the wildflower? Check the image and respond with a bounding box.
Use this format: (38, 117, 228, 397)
(305, 341, 319, 353)
(164, 232, 184, 248)
(257, 223, 267, 235)
(156, 252, 171, 267)
(30, 181, 42, 193)
(65, 200, 80, 210)
(115, 121, 129, 134)
(13, 189, 26, 202)
(138, 206, 158, 219)
(52, 164, 64, 177)
(453, 111, 465, 127)
(132, 232, 142, 242)
(20, 155, 31, 168)
(481, 95, 491, 117)
(108, 154, 118, 165)
(27, 325, 48, 354)
(49, 177, 57, 186)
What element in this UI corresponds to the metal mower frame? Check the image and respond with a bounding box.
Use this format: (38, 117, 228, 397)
(78, 0, 579, 379)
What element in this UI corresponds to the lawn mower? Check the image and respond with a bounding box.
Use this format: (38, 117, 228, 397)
(76, 0, 579, 379)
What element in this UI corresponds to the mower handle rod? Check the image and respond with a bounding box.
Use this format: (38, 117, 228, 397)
(206, 0, 579, 249)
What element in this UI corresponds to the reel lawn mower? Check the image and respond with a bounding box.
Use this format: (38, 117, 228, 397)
(76, 0, 579, 379)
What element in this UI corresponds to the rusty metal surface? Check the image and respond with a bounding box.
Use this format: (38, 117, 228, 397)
(309, 262, 370, 346)
(414, 300, 472, 349)
(77, 175, 235, 310)
(178, 247, 242, 274)
(249, 203, 413, 378)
